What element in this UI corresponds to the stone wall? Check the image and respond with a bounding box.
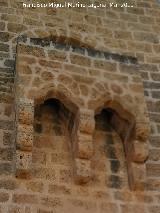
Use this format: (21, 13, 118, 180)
(0, 0, 160, 212)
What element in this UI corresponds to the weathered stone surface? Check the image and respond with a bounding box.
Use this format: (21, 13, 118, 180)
(100, 202, 118, 213)
(128, 162, 146, 190)
(131, 140, 149, 163)
(26, 181, 43, 193)
(147, 163, 160, 177)
(0, 1, 158, 212)
(0, 43, 9, 52)
(32, 168, 56, 181)
(94, 60, 117, 71)
(8, 23, 27, 33)
(18, 64, 32, 74)
(0, 163, 13, 175)
(16, 151, 32, 178)
(74, 159, 93, 184)
(0, 120, 14, 130)
(70, 54, 91, 67)
(3, 132, 13, 146)
(48, 184, 71, 195)
(18, 102, 34, 125)
(0, 32, 10, 42)
(0, 148, 13, 161)
(78, 109, 95, 134)
(149, 149, 160, 161)
(0, 179, 17, 190)
(16, 124, 33, 151)
(4, 59, 15, 68)
(18, 44, 45, 57)
(76, 139, 93, 159)
(12, 194, 38, 204)
(0, 192, 9, 202)
(48, 49, 67, 62)
(133, 32, 159, 43)
(135, 122, 150, 142)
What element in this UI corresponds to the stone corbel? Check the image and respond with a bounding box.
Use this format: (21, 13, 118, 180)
(73, 109, 95, 184)
(15, 99, 34, 178)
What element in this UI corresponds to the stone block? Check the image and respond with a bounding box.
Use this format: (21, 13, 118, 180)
(26, 181, 43, 193)
(149, 206, 160, 213)
(16, 124, 33, 151)
(3, 132, 13, 146)
(41, 196, 62, 208)
(128, 162, 146, 190)
(114, 30, 132, 40)
(0, 43, 9, 52)
(78, 109, 95, 134)
(93, 60, 117, 72)
(135, 122, 150, 142)
(70, 54, 91, 67)
(0, 148, 13, 161)
(32, 168, 56, 181)
(120, 204, 145, 213)
(149, 149, 160, 161)
(0, 163, 13, 176)
(39, 59, 61, 69)
(0, 120, 14, 130)
(100, 202, 118, 213)
(59, 169, 72, 184)
(18, 44, 45, 58)
(12, 193, 38, 204)
(74, 158, 93, 184)
(8, 22, 27, 33)
(48, 49, 67, 62)
(147, 163, 160, 177)
(76, 139, 93, 159)
(131, 140, 148, 163)
(18, 102, 34, 125)
(16, 150, 32, 179)
(0, 21, 5, 31)
(18, 65, 32, 74)
(133, 32, 159, 44)
(48, 184, 71, 195)
(0, 32, 10, 42)
(0, 179, 17, 190)
(0, 192, 9, 202)
(23, 18, 42, 26)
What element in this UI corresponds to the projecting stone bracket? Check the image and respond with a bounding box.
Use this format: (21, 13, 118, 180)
(131, 140, 148, 163)
(15, 99, 34, 179)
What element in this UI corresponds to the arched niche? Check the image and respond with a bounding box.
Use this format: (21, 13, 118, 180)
(34, 98, 74, 142)
(15, 88, 80, 180)
(93, 100, 149, 191)
(93, 108, 128, 189)
(32, 98, 75, 183)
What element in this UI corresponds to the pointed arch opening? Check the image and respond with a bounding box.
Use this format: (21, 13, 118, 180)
(93, 101, 147, 190)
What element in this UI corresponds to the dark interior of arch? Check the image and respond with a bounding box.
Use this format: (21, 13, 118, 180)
(32, 99, 74, 180)
(95, 108, 131, 142)
(34, 98, 75, 137)
(94, 108, 130, 189)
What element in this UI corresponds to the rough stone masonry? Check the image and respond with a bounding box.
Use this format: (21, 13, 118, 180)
(0, 0, 160, 212)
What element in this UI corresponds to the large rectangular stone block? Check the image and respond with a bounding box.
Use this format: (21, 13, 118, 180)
(16, 150, 32, 179)
(16, 124, 33, 151)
